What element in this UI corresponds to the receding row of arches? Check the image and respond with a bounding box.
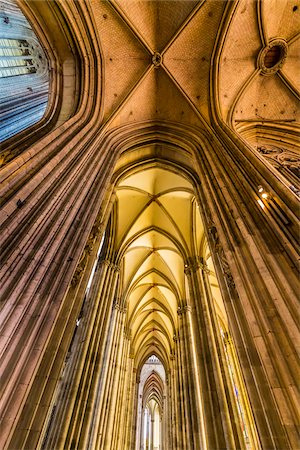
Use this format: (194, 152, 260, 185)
(33, 149, 259, 450)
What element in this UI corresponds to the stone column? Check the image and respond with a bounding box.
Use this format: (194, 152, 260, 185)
(151, 417, 155, 450)
(102, 305, 128, 449)
(112, 331, 132, 449)
(159, 414, 163, 450)
(146, 410, 150, 450)
(40, 258, 120, 450)
(195, 122, 299, 449)
(177, 307, 194, 450)
(204, 210, 298, 450)
(178, 303, 206, 450)
(184, 257, 243, 450)
(140, 408, 145, 450)
(173, 335, 185, 450)
(200, 261, 247, 448)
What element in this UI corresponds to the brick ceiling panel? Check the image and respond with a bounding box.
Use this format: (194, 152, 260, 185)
(218, 0, 261, 120)
(114, 0, 198, 52)
(163, 0, 225, 119)
(234, 74, 300, 122)
(91, 0, 150, 122)
(108, 68, 202, 128)
(263, 0, 300, 41)
(282, 37, 300, 92)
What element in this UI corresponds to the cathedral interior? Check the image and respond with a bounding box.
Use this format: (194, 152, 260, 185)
(0, 0, 299, 449)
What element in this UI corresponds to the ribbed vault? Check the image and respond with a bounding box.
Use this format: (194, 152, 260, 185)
(114, 166, 202, 369)
(217, 0, 300, 147)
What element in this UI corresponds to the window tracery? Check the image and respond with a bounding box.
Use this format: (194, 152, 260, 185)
(0, 0, 49, 142)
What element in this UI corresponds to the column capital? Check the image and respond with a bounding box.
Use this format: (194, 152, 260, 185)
(184, 256, 209, 274)
(177, 303, 191, 315)
(113, 298, 127, 313)
(100, 259, 120, 272)
(112, 299, 121, 310)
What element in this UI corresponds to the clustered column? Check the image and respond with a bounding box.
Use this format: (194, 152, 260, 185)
(40, 256, 121, 450)
(183, 257, 247, 450)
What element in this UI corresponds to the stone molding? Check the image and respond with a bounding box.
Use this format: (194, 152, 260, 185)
(257, 38, 288, 76)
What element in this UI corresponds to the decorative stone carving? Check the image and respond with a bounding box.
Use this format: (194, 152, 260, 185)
(217, 246, 236, 288)
(177, 306, 183, 316)
(152, 52, 162, 68)
(257, 146, 299, 168)
(113, 299, 121, 311)
(257, 145, 300, 195)
(257, 146, 282, 156)
(184, 256, 207, 274)
(71, 210, 104, 286)
(206, 216, 236, 289)
(177, 304, 192, 315)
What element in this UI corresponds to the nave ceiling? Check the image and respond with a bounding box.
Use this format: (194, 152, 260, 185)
(112, 164, 226, 368)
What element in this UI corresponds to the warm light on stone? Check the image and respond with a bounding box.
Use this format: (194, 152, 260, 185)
(0, 1, 299, 449)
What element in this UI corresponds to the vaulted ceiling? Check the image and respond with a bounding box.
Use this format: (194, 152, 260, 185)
(87, 0, 299, 145)
(114, 167, 199, 364)
(219, 0, 300, 138)
(93, 0, 225, 132)
(112, 165, 227, 367)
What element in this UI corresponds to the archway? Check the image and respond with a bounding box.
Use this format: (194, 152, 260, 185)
(138, 355, 165, 450)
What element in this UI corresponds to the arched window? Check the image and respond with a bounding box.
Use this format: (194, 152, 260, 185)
(0, 0, 49, 141)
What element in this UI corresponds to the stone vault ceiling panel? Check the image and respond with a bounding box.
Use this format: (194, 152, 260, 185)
(129, 283, 176, 319)
(158, 285, 177, 308)
(119, 168, 158, 193)
(158, 193, 192, 251)
(131, 252, 178, 287)
(127, 285, 151, 315)
(108, 67, 202, 128)
(132, 311, 173, 339)
(135, 273, 172, 291)
(91, 0, 150, 122)
(233, 74, 300, 122)
(116, 167, 201, 361)
(120, 167, 191, 194)
(219, 0, 300, 127)
(164, 0, 225, 119)
(157, 249, 185, 295)
(114, 0, 198, 52)
(116, 189, 150, 245)
(282, 38, 300, 92)
(129, 230, 179, 253)
(123, 247, 152, 287)
(218, 0, 261, 120)
(262, 0, 300, 41)
(135, 326, 169, 348)
(125, 201, 185, 249)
